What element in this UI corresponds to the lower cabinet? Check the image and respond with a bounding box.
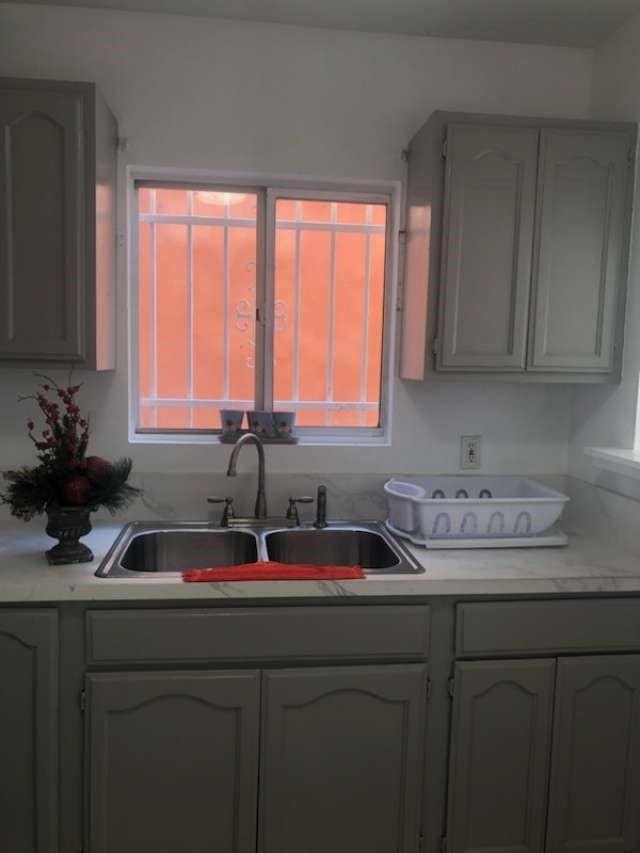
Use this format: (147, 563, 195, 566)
(259, 665, 428, 853)
(446, 655, 640, 853)
(0, 609, 58, 853)
(446, 659, 556, 853)
(85, 671, 261, 853)
(546, 656, 640, 853)
(85, 664, 428, 853)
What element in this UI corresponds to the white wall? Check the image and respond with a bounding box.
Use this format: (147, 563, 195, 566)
(568, 10, 640, 495)
(0, 3, 592, 483)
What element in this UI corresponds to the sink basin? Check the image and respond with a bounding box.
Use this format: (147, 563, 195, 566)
(96, 521, 422, 578)
(265, 528, 405, 571)
(96, 526, 259, 577)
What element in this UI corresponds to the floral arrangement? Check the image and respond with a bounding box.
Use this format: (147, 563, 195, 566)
(1, 375, 140, 521)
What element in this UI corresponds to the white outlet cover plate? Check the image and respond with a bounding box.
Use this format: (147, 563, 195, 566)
(460, 435, 481, 469)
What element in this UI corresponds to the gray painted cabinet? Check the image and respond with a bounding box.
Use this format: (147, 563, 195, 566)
(0, 610, 58, 853)
(446, 659, 556, 853)
(85, 663, 427, 853)
(7, 600, 640, 853)
(529, 129, 631, 373)
(546, 655, 640, 853)
(401, 111, 636, 382)
(0, 78, 116, 369)
(259, 665, 428, 853)
(86, 670, 261, 853)
(439, 124, 538, 371)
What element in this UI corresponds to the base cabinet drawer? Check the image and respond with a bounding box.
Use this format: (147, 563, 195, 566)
(86, 605, 431, 665)
(456, 599, 640, 656)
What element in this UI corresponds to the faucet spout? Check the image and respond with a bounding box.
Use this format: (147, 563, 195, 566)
(226, 432, 268, 518)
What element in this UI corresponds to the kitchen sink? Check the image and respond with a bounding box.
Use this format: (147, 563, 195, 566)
(265, 528, 404, 571)
(96, 525, 260, 578)
(96, 521, 422, 578)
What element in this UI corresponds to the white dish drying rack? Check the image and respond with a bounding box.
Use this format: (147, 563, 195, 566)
(384, 477, 569, 548)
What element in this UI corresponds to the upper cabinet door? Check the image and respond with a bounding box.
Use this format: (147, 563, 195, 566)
(546, 655, 640, 853)
(259, 664, 427, 853)
(529, 129, 632, 373)
(438, 124, 538, 371)
(0, 86, 84, 361)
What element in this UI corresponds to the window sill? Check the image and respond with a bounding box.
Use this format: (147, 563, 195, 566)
(129, 432, 391, 448)
(584, 447, 640, 479)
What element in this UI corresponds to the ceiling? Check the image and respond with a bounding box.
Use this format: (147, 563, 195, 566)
(11, 0, 640, 47)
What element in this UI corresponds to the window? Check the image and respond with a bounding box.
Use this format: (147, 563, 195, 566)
(131, 175, 395, 442)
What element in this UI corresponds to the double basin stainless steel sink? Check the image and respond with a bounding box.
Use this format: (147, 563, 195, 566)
(96, 521, 423, 578)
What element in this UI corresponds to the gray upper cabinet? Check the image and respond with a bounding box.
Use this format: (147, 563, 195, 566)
(446, 659, 556, 853)
(439, 124, 538, 371)
(259, 664, 427, 853)
(0, 78, 116, 369)
(86, 670, 260, 853)
(0, 610, 58, 853)
(546, 655, 640, 853)
(401, 111, 636, 382)
(529, 129, 631, 373)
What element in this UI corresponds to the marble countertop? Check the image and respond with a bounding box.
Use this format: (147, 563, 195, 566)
(1, 478, 640, 602)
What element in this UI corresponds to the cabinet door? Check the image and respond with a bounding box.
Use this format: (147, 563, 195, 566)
(529, 129, 632, 372)
(446, 659, 555, 853)
(86, 670, 260, 853)
(0, 84, 85, 360)
(259, 664, 427, 853)
(438, 124, 538, 371)
(0, 610, 58, 853)
(546, 656, 640, 853)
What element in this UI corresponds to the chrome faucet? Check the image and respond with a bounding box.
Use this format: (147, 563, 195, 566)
(226, 432, 268, 518)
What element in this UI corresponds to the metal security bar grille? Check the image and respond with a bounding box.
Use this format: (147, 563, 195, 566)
(272, 198, 387, 428)
(135, 184, 388, 433)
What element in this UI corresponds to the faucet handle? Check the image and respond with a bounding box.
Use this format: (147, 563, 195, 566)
(207, 496, 235, 527)
(286, 496, 314, 525)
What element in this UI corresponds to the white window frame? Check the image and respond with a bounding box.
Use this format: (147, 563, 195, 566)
(127, 166, 401, 446)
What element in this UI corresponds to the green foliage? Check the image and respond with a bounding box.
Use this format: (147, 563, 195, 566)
(1, 458, 141, 522)
(86, 458, 141, 515)
(1, 466, 56, 521)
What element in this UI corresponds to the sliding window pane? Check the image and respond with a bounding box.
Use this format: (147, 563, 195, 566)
(136, 187, 257, 429)
(273, 198, 387, 428)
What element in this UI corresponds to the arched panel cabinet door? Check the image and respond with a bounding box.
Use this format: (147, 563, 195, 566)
(0, 610, 58, 853)
(528, 128, 633, 373)
(0, 78, 116, 369)
(258, 664, 428, 853)
(0, 85, 84, 360)
(445, 659, 556, 853)
(85, 670, 260, 853)
(438, 123, 539, 371)
(546, 655, 640, 853)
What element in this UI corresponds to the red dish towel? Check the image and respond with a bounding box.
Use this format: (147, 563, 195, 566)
(182, 560, 365, 582)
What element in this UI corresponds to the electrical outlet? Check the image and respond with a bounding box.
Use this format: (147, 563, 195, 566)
(460, 435, 481, 470)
